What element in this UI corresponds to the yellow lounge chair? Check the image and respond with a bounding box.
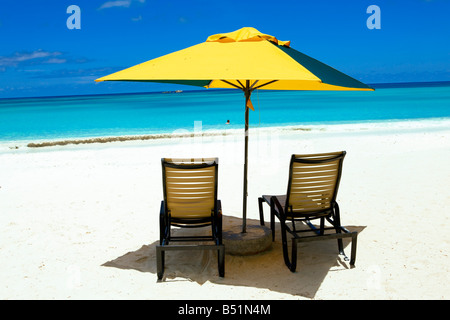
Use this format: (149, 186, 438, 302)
(157, 157, 224, 280)
(258, 151, 357, 272)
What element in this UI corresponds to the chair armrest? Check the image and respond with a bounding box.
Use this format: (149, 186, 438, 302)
(270, 196, 285, 220)
(159, 201, 168, 245)
(216, 200, 222, 218)
(160, 201, 165, 216)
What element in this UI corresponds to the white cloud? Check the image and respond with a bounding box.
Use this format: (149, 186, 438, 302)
(0, 51, 92, 71)
(98, 0, 145, 10)
(99, 1, 131, 10)
(44, 58, 67, 64)
(0, 50, 62, 67)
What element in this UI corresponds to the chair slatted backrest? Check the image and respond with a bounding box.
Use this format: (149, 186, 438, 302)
(285, 151, 346, 216)
(162, 158, 218, 219)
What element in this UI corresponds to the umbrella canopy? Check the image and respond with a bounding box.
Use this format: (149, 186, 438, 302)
(96, 27, 373, 232)
(96, 27, 372, 92)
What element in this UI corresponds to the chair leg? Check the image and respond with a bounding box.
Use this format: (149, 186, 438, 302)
(258, 197, 265, 226)
(218, 245, 225, 277)
(290, 239, 298, 272)
(218, 218, 223, 245)
(279, 219, 297, 272)
(259, 197, 276, 241)
(156, 246, 164, 280)
(333, 203, 345, 255)
(270, 205, 276, 241)
(158, 202, 167, 280)
(320, 217, 325, 235)
(350, 233, 357, 266)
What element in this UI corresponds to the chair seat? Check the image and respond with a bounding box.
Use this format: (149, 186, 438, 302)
(261, 194, 331, 218)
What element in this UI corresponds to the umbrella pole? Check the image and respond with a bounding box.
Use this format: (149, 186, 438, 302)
(242, 83, 251, 233)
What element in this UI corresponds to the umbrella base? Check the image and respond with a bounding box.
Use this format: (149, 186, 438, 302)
(222, 216, 272, 256)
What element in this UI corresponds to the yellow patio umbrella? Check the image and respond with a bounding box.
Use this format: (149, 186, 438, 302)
(96, 27, 373, 232)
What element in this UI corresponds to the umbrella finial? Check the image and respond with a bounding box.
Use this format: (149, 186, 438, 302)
(206, 27, 290, 47)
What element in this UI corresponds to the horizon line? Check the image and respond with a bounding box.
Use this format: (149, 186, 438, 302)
(1, 80, 449, 101)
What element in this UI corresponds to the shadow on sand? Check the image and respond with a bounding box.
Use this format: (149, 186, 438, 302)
(103, 215, 365, 299)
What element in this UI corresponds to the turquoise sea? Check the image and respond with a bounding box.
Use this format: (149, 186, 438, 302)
(0, 81, 449, 143)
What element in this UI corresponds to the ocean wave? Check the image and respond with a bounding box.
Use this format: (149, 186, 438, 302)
(25, 131, 233, 148)
(2, 117, 449, 151)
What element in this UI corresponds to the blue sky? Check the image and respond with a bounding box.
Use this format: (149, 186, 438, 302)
(0, 0, 449, 98)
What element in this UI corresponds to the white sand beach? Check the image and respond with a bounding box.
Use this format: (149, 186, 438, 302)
(1, 120, 450, 300)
